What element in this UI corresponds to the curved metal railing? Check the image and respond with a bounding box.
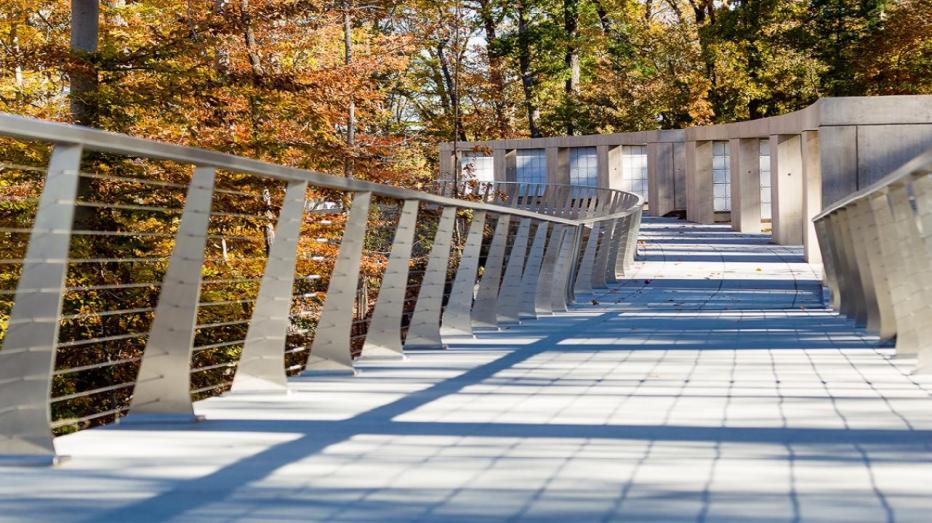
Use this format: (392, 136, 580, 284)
(0, 113, 643, 464)
(812, 148, 932, 370)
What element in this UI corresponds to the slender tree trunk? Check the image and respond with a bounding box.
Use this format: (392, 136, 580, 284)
(343, 0, 355, 178)
(70, 0, 99, 229)
(563, 0, 579, 135)
(240, 0, 265, 157)
(70, 0, 99, 127)
(476, 0, 507, 136)
(437, 41, 466, 141)
(517, 2, 541, 138)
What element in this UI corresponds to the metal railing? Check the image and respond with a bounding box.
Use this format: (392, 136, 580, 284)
(813, 147, 932, 371)
(0, 113, 643, 464)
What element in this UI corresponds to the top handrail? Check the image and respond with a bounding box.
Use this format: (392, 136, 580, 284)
(0, 112, 641, 225)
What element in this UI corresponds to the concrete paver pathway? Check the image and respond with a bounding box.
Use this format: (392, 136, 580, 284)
(3, 218, 932, 522)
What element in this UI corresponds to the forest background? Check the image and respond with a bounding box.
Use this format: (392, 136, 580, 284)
(2, 0, 930, 182)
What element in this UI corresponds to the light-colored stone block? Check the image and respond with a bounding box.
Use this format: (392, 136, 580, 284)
(729, 138, 761, 233)
(770, 134, 804, 245)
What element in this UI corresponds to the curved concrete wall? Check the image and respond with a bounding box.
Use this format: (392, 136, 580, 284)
(440, 95, 932, 263)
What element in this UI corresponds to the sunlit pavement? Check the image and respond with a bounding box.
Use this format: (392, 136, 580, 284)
(3, 217, 932, 523)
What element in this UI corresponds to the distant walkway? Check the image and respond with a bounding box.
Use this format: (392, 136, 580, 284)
(3, 218, 932, 522)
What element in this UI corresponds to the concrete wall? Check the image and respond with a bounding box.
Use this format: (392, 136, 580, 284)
(439, 96, 932, 259)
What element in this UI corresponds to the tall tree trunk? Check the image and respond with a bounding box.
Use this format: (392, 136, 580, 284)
(70, 0, 99, 230)
(240, 0, 264, 157)
(563, 0, 579, 135)
(517, 2, 541, 138)
(437, 40, 466, 141)
(476, 0, 507, 136)
(70, 0, 99, 127)
(343, 0, 355, 178)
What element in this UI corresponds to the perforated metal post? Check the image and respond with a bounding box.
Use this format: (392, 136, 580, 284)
(304, 191, 371, 374)
(441, 210, 486, 337)
(0, 144, 82, 464)
(405, 205, 456, 349)
(231, 180, 308, 393)
(359, 199, 419, 359)
(519, 221, 550, 319)
(127, 166, 215, 422)
(497, 218, 532, 324)
(472, 214, 510, 329)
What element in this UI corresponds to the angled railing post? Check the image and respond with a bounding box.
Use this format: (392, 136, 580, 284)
(0, 144, 82, 464)
(888, 183, 932, 355)
(552, 226, 579, 312)
(590, 193, 615, 289)
(605, 215, 624, 283)
(405, 205, 457, 349)
(231, 180, 308, 393)
(610, 214, 631, 279)
(497, 218, 532, 324)
(359, 199, 419, 359)
(472, 214, 511, 329)
(591, 194, 617, 290)
(519, 221, 550, 319)
(304, 191, 371, 374)
(592, 217, 615, 288)
(846, 201, 882, 333)
(509, 183, 523, 208)
(853, 199, 897, 340)
(870, 190, 914, 352)
(910, 172, 932, 371)
(831, 208, 867, 325)
(127, 166, 215, 422)
(824, 213, 853, 317)
(586, 188, 599, 217)
(623, 207, 642, 271)
(533, 184, 547, 212)
(875, 187, 920, 355)
(441, 210, 486, 337)
(573, 222, 600, 296)
(551, 186, 568, 216)
(813, 217, 842, 310)
(535, 224, 565, 315)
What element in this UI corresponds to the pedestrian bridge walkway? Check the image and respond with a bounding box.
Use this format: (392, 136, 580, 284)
(4, 218, 932, 522)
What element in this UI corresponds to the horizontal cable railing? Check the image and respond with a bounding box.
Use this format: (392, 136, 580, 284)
(812, 148, 932, 372)
(0, 112, 643, 464)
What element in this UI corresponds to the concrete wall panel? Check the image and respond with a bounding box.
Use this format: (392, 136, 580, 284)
(819, 126, 858, 208)
(857, 124, 932, 188)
